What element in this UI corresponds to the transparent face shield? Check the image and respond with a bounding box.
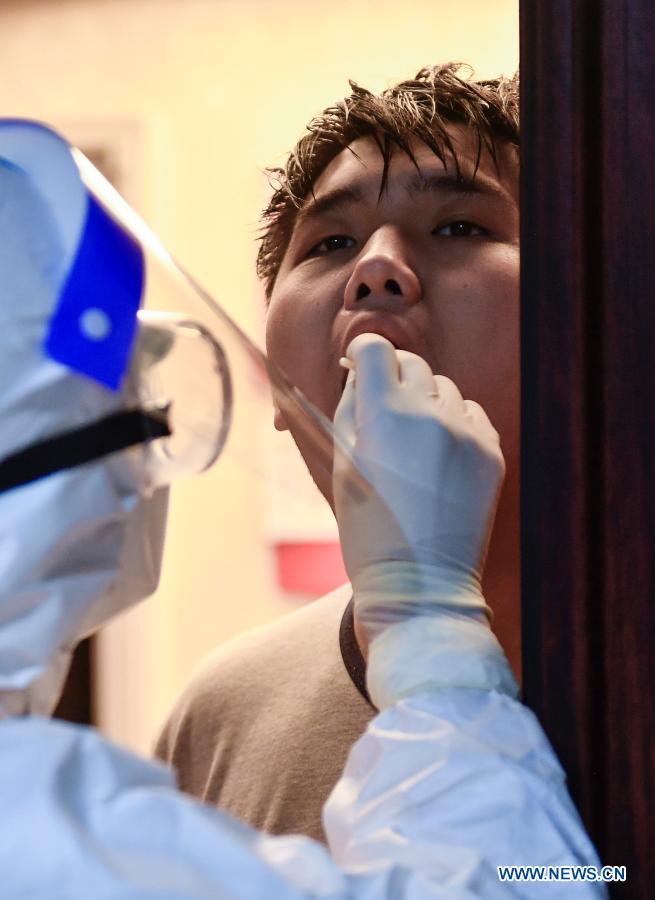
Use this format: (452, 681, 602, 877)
(0, 119, 357, 501)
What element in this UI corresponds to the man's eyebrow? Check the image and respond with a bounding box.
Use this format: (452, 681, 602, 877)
(405, 171, 514, 205)
(294, 186, 364, 230)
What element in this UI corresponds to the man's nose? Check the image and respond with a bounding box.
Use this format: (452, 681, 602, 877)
(344, 228, 422, 309)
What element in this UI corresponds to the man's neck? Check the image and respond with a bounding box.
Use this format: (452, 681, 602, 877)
(481, 478, 521, 680)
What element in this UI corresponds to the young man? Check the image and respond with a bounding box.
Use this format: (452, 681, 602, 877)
(155, 63, 521, 844)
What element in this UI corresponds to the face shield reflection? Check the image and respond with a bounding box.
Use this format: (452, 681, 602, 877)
(127, 310, 232, 489)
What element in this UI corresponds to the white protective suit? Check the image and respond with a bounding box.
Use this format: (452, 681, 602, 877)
(0, 121, 608, 898)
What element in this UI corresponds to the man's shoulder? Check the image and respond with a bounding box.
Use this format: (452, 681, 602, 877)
(157, 584, 354, 748)
(154, 583, 374, 833)
(198, 582, 352, 680)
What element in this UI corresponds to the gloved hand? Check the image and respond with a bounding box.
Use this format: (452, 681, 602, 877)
(333, 333, 517, 708)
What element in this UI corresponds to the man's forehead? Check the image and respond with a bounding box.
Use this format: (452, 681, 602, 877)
(309, 130, 518, 207)
(298, 132, 518, 221)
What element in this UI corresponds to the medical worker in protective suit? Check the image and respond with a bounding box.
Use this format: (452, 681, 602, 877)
(0, 120, 606, 898)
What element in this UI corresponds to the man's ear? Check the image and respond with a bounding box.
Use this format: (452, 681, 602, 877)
(273, 402, 289, 432)
(262, 296, 288, 431)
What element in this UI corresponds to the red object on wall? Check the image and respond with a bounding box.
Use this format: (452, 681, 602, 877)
(275, 542, 348, 595)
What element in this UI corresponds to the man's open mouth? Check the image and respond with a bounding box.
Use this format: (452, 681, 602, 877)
(337, 312, 426, 390)
(340, 312, 418, 358)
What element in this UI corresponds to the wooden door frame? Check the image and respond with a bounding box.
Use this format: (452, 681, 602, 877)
(520, 3, 655, 895)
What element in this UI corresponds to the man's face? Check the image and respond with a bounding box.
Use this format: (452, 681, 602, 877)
(266, 128, 520, 496)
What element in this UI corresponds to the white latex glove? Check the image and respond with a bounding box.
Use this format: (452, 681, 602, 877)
(333, 333, 518, 708)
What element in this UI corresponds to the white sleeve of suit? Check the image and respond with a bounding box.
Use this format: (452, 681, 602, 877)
(0, 672, 606, 899)
(0, 470, 606, 900)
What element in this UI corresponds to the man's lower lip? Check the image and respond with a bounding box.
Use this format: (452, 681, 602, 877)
(339, 312, 422, 358)
(336, 346, 438, 388)
(341, 332, 411, 358)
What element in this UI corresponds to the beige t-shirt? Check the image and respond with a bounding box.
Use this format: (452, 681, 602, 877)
(154, 585, 375, 844)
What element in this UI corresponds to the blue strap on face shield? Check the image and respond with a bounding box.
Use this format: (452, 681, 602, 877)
(44, 193, 145, 391)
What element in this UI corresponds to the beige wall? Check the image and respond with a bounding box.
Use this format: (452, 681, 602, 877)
(0, 0, 518, 753)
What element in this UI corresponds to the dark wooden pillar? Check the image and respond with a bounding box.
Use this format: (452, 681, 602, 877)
(520, 2, 655, 896)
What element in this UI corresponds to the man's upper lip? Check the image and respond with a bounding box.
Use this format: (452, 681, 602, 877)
(339, 312, 420, 359)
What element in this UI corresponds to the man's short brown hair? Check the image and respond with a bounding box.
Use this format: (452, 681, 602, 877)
(257, 63, 520, 297)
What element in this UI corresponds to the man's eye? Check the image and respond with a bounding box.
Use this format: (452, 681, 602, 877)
(307, 235, 356, 256)
(434, 221, 488, 237)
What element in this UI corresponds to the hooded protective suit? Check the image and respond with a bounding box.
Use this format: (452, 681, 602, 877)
(0, 121, 608, 898)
